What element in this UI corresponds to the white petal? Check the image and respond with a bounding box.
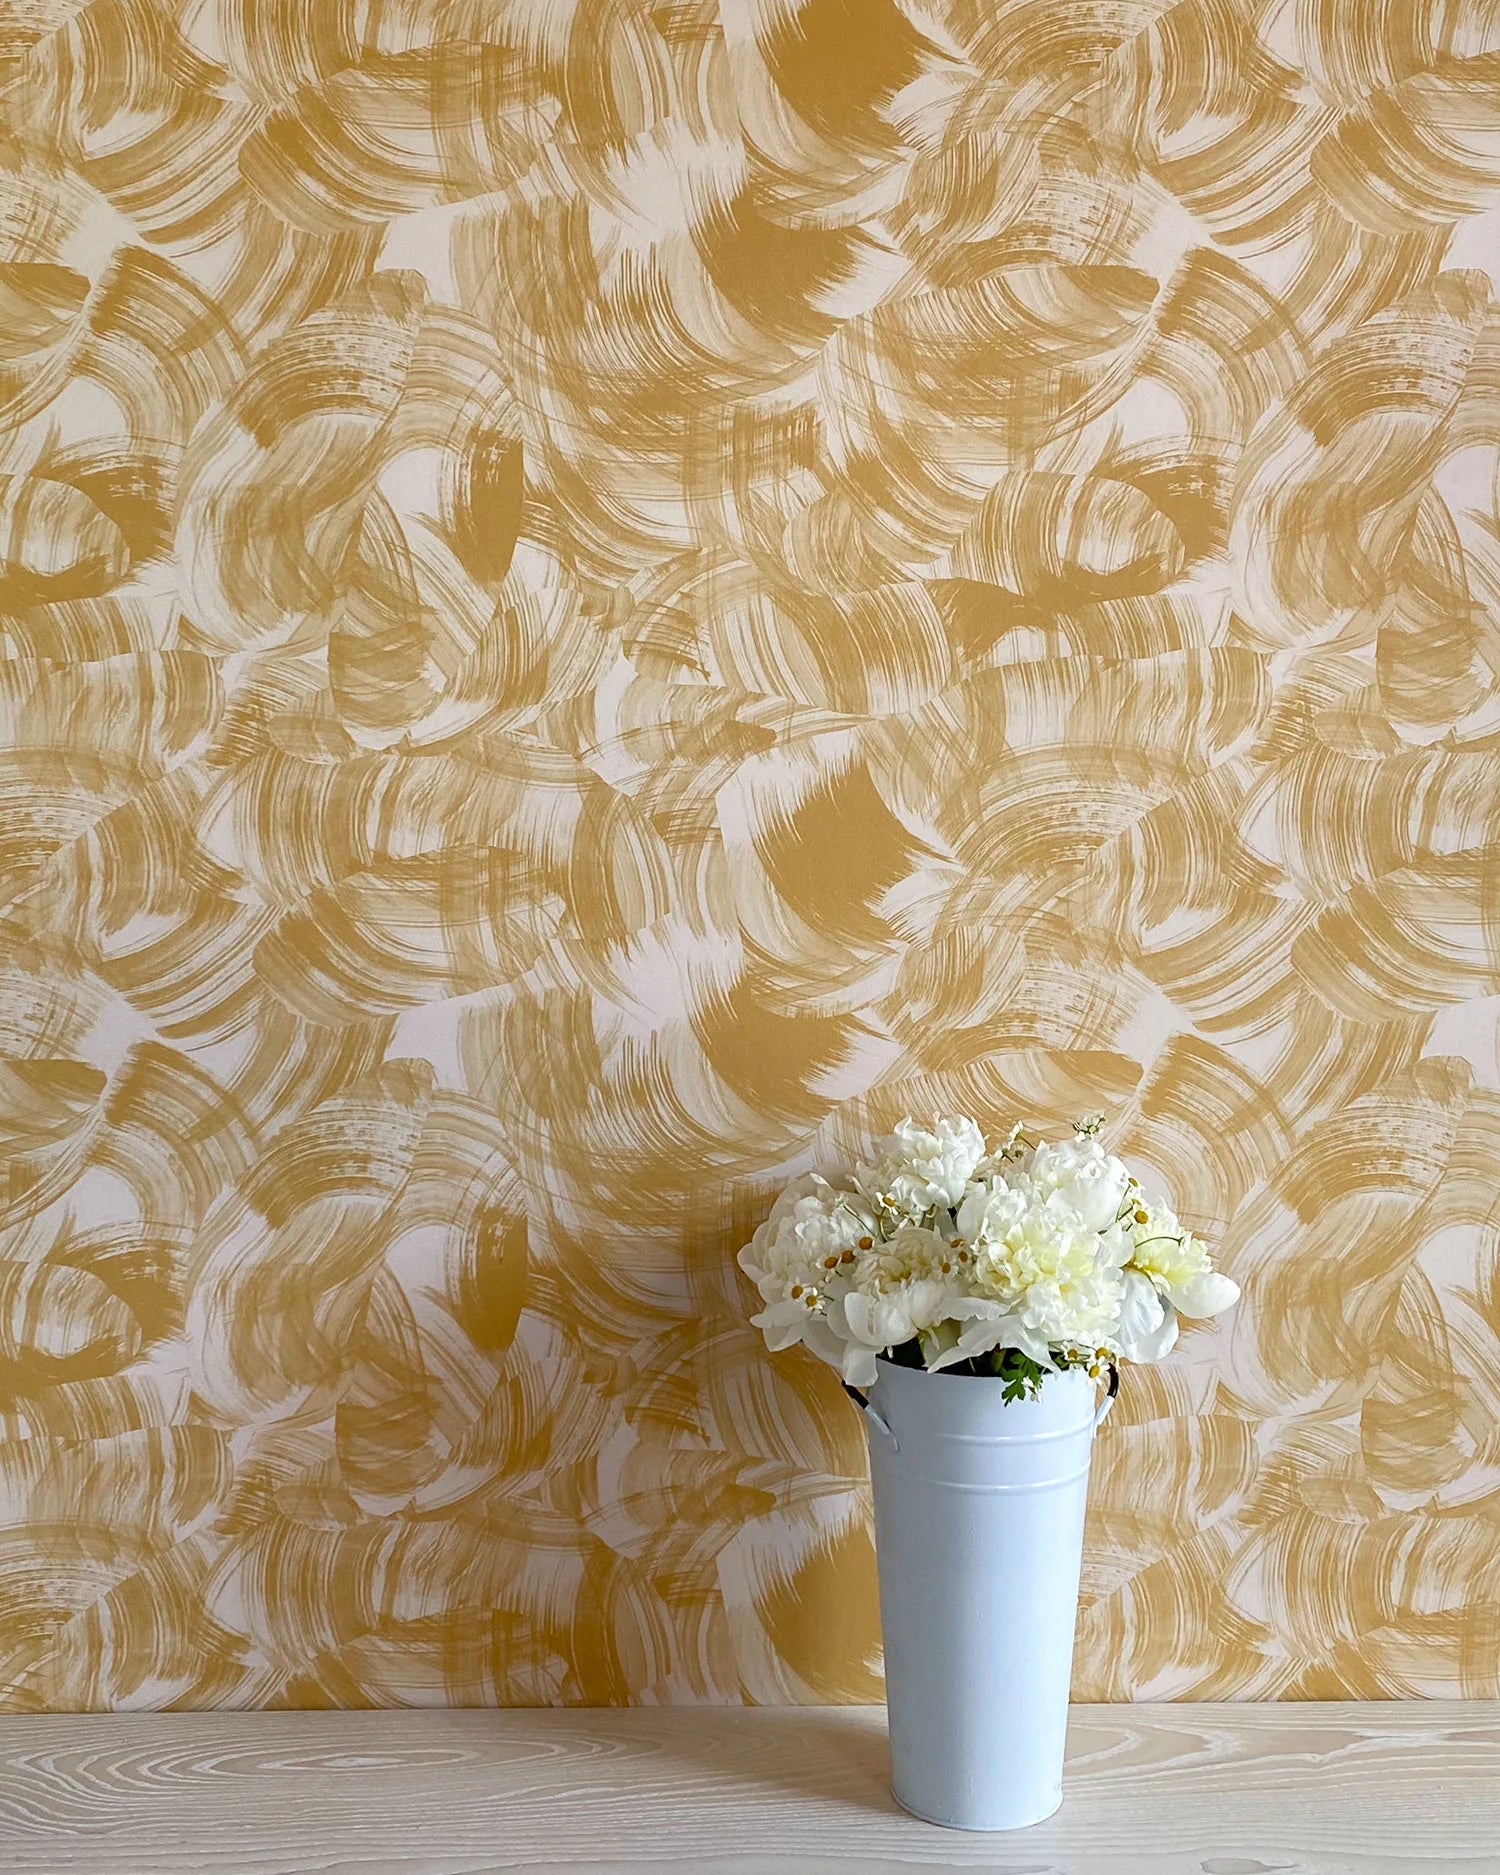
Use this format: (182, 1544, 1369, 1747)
(956, 1312, 1051, 1366)
(1116, 1272, 1179, 1363)
(927, 1339, 972, 1371)
(1127, 1307, 1179, 1364)
(802, 1313, 847, 1369)
(949, 1316, 1011, 1361)
(1171, 1270, 1240, 1318)
(945, 1296, 1009, 1322)
(955, 1185, 988, 1239)
(841, 1342, 879, 1387)
(1097, 1220, 1134, 1268)
(750, 1302, 808, 1352)
(841, 1290, 908, 1349)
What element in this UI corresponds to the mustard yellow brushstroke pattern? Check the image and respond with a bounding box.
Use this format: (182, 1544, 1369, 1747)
(0, 0, 1498, 1708)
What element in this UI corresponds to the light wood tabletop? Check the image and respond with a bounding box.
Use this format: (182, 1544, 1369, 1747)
(0, 1702, 1493, 1874)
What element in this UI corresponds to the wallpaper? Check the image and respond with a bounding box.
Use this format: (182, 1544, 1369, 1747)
(1, 0, 1499, 1711)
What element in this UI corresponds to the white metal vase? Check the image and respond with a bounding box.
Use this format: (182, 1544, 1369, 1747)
(855, 1355, 1116, 1831)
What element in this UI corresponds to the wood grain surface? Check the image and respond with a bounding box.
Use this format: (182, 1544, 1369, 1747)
(0, 1703, 1494, 1874)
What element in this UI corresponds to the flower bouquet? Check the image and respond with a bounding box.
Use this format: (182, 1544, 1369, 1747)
(739, 1115, 1238, 1831)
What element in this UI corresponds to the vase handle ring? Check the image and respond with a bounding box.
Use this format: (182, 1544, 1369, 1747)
(843, 1382, 898, 1447)
(1092, 1362, 1120, 1430)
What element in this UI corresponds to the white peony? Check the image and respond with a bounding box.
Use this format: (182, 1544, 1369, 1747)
(962, 1188, 1123, 1354)
(1126, 1201, 1240, 1318)
(856, 1115, 988, 1219)
(738, 1176, 875, 1292)
(737, 1117, 1238, 1392)
(737, 1174, 876, 1368)
(838, 1223, 966, 1385)
(1020, 1135, 1133, 1234)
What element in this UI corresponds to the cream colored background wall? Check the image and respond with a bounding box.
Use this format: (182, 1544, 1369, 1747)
(0, 0, 1498, 1708)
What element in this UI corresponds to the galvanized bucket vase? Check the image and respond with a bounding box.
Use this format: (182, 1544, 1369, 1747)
(852, 1357, 1116, 1831)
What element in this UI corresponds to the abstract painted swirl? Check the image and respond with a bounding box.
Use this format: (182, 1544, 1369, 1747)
(1, 0, 1499, 1707)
